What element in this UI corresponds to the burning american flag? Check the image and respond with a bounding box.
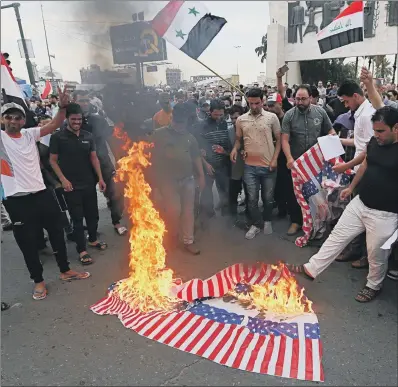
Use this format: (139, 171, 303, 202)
(90, 133, 324, 382)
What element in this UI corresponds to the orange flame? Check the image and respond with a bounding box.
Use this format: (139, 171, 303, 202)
(230, 263, 313, 315)
(113, 131, 177, 312)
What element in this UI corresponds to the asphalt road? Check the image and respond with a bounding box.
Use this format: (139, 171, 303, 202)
(1, 194, 397, 386)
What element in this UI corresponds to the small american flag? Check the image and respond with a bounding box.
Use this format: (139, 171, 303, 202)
(91, 264, 324, 382)
(292, 143, 352, 247)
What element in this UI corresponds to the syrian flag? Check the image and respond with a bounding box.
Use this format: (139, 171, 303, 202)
(1, 53, 36, 127)
(41, 80, 52, 99)
(152, 1, 226, 60)
(317, 1, 363, 54)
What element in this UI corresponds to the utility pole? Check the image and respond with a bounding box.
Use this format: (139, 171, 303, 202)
(1, 3, 35, 85)
(40, 2, 55, 88)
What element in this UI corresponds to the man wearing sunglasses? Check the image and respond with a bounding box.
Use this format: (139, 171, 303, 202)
(0, 90, 91, 301)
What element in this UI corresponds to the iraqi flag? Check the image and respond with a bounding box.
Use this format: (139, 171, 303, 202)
(152, 1, 226, 60)
(41, 80, 52, 99)
(1, 53, 36, 127)
(317, 1, 363, 54)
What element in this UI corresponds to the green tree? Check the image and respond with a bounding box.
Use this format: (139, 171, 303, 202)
(300, 59, 357, 85)
(373, 55, 393, 79)
(254, 34, 267, 63)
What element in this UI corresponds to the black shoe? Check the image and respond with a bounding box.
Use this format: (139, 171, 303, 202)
(1, 302, 10, 311)
(66, 233, 75, 242)
(387, 269, 398, 281)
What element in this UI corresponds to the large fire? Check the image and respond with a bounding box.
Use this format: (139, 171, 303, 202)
(113, 126, 178, 313)
(229, 263, 313, 314)
(112, 125, 312, 315)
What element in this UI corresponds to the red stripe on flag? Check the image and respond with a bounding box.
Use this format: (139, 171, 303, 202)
(174, 316, 205, 349)
(310, 145, 324, 170)
(208, 325, 236, 361)
(215, 272, 224, 296)
(186, 280, 193, 301)
(274, 335, 287, 377)
(219, 327, 245, 365)
(246, 335, 266, 372)
(184, 319, 214, 352)
(319, 340, 325, 381)
(196, 279, 203, 299)
(303, 153, 319, 177)
(1, 54, 16, 82)
(208, 276, 215, 296)
(139, 314, 170, 336)
(290, 338, 300, 379)
(152, 313, 184, 341)
(151, 0, 185, 37)
(195, 322, 224, 356)
(231, 332, 254, 368)
(305, 339, 314, 381)
(335, 0, 363, 20)
(260, 335, 275, 373)
(234, 264, 242, 283)
(163, 313, 196, 344)
(295, 159, 311, 182)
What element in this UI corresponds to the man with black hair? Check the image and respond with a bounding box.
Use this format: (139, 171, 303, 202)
(193, 99, 231, 218)
(153, 92, 173, 129)
(49, 103, 107, 266)
(150, 103, 205, 255)
(281, 84, 335, 236)
(1, 89, 91, 301)
(289, 106, 398, 303)
(72, 90, 126, 236)
(231, 88, 281, 239)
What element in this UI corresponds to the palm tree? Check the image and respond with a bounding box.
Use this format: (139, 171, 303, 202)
(374, 55, 393, 79)
(255, 34, 267, 63)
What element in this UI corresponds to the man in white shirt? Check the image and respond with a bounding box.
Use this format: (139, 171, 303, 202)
(317, 81, 327, 100)
(0, 89, 90, 301)
(331, 79, 375, 268)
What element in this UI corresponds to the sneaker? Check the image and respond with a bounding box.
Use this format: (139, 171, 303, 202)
(263, 221, 273, 235)
(287, 223, 301, 236)
(184, 243, 201, 255)
(245, 225, 261, 240)
(387, 269, 398, 281)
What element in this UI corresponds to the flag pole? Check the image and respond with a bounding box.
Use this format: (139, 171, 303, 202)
(195, 58, 245, 98)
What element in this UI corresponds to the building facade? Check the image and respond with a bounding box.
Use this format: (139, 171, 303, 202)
(166, 68, 182, 88)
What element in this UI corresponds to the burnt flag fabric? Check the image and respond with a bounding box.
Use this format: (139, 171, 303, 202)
(317, 1, 364, 54)
(151, 1, 226, 59)
(91, 264, 324, 382)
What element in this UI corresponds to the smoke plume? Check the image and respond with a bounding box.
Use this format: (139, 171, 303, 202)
(71, 1, 150, 70)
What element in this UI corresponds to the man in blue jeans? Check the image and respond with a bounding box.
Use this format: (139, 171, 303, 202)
(231, 88, 281, 239)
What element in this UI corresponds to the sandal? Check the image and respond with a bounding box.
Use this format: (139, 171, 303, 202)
(1, 302, 10, 311)
(33, 287, 47, 301)
(355, 286, 381, 303)
(114, 226, 128, 236)
(88, 241, 108, 250)
(79, 253, 93, 265)
(286, 264, 314, 281)
(60, 272, 91, 281)
(352, 256, 369, 269)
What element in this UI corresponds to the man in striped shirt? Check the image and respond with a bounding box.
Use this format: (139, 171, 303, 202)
(193, 99, 231, 218)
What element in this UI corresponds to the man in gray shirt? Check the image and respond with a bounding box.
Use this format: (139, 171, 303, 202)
(281, 85, 335, 235)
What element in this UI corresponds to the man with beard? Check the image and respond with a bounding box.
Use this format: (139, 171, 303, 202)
(153, 92, 173, 129)
(72, 90, 126, 236)
(281, 85, 335, 236)
(289, 106, 398, 302)
(1, 92, 91, 301)
(49, 103, 107, 266)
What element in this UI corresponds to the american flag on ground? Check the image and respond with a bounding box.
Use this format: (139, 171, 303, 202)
(91, 263, 324, 382)
(291, 143, 352, 247)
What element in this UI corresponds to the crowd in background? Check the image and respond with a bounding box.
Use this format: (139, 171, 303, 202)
(0, 65, 397, 308)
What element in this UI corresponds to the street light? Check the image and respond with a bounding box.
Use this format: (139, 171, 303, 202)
(234, 45, 241, 80)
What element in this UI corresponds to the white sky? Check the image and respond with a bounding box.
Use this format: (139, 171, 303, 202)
(1, 1, 270, 85)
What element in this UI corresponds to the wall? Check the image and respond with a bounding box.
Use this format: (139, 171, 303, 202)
(269, 1, 398, 62)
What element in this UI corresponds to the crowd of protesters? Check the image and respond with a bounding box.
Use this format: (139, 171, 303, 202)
(1, 65, 397, 308)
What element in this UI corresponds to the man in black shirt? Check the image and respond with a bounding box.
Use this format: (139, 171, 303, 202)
(49, 103, 107, 265)
(289, 106, 398, 303)
(193, 99, 231, 217)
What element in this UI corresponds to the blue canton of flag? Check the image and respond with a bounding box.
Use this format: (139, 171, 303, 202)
(302, 179, 320, 202)
(247, 318, 299, 339)
(234, 283, 251, 295)
(304, 323, 321, 339)
(189, 303, 244, 325)
(323, 162, 350, 185)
